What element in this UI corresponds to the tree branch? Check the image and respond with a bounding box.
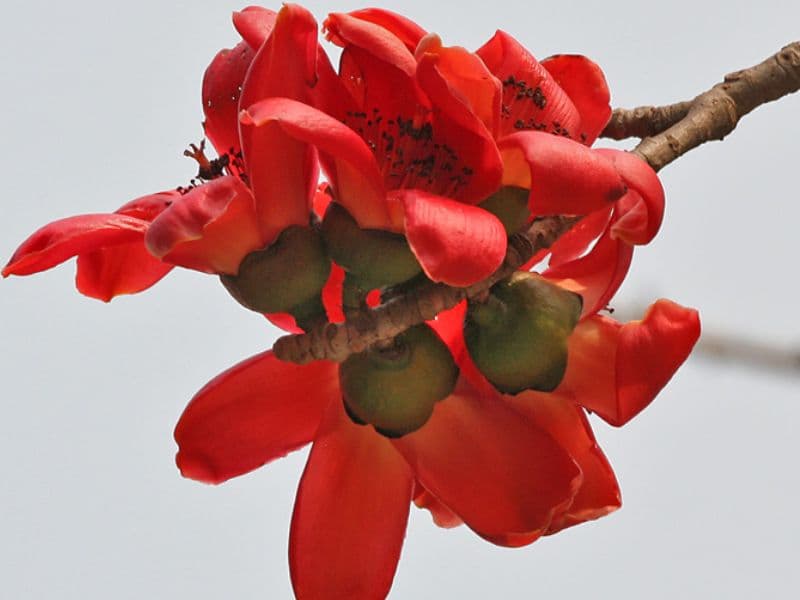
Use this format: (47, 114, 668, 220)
(606, 41, 800, 171)
(273, 217, 578, 364)
(602, 101, 692, 140)
(273, 41, 800, 364)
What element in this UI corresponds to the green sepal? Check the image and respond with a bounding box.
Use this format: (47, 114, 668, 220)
(464, 272, 582, 394)
(340, 325, 458, 437)
(220, 225, 330, 315)
(478, 186, 530, 234)
(321, 202, 421, 289)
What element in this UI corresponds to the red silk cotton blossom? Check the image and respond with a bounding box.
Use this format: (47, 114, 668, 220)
(3, 4, 702, 600)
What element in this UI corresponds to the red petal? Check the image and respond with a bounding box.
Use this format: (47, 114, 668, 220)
(202, 41, 255, 160)
(145, 176, 264, 275)
(547, 207, 613, 268)
(392, 378, 581, 546)
(238, 5, 322, 241)
(414, 39, 505, 202)
(232, 6, 277, 50)
(322, 262, 346, 323)
(264, 312, 303, 334)
(242, 98, 390, 230)
(416, 34, 502, 138)
(324, 12, 418, 77)
(500, 131, 626, 216)
(477, 31, 582, 140)
(559, 300, 701, 426)
(290, 400, 413, 600)
(541, 55, 611, 146)
(115, 190, 179, 221)
(598, 149, 665, 245)
(174, 352, 338, 484)
(75, 243, 173, 302)
(413, 483, 463, 528)
(544, 230, 633, 317)
(345, 8, 427, 52)
(398, 189, 506, 286)
(3, 214, 149, 277)
(507, 391, 620, 534)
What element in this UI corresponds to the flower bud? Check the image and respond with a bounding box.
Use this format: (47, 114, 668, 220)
(478, 186, 530, 234)
(340, 325, 458, 437)
(464, 272, 582, 393)
(321, 202, 421, 289)
(220, 225, 330, 316)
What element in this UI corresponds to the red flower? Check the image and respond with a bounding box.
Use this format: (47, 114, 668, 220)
(3, 5, 329, 298)
(175, 298, 699, 598)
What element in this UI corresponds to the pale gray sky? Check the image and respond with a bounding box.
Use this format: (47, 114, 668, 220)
(1, 1, 798, 598)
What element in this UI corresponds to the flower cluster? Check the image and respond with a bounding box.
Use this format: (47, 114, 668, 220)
(3, 5, 700, 599)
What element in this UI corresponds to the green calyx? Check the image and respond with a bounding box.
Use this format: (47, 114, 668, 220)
(220, 225, 330, 323)
(321, 202, 422, 290)
(340, 324, 458, 438)
(464, 272, 582, 394)
(478, 186, 531, 234)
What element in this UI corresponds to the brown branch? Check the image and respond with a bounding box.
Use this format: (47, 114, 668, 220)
(601, 101, 692, 140)
(616, 42, 800, 171)
(273, 41, 800, 364)
(272, 216, 578, 364)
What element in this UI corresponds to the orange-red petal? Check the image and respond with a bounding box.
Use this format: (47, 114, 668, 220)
(560, 299, 701, 426)
(507, 391, 621, 534)
(75, 243, 173, 302)
(392, 378, 581, 546)
(344, 8, 427, 53)
(541, 54, 611, 146)
(544, 230, 633, 317)
(3, 213, 150, 277)
(398, 189, 506, 286)
(597, 148, 665, 245)
(232, 6, 277, 50)
(202, 41, 255, 160)
(500, 131, 626, 216)
(477, 31, 582, 140)
(290, 399, 413, 600)
(174, 351, 338, 484)
(242, 98, 390, 230)
(145, 176, 263, 275)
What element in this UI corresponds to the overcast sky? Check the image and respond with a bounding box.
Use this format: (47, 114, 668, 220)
(1, 1, 798, 598)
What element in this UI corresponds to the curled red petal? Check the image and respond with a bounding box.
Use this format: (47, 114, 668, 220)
(507, 391, 621, 534)
(398, 189, 506, 286)
(115, 190, 179, 221)
(290, 399, 413, 600)
(345, 8, 427, 53)
(500, 132, 626, 216)
(232, 6, 277, 50)
(560, 299, 701, 427)
(392, 378, 581, 546)
(3, 214, 149, 277)
(174, 352, 338, 484)
(544, 229, 633, 318)
(75, 243, 173, 302)
(598, 148, 665, 245)
(145, 176, 264, 275)
(477, 31, 582, 141)
(242, 98, 390, 230)
(541, 54, 611, 146)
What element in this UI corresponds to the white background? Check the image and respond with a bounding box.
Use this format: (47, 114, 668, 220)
(1, 1, 798, 598)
